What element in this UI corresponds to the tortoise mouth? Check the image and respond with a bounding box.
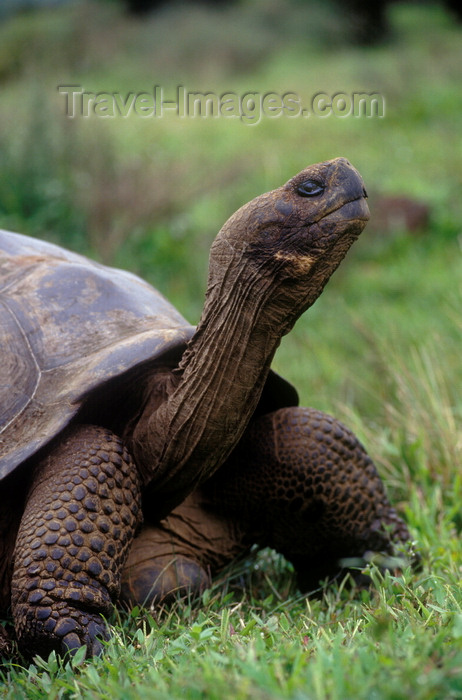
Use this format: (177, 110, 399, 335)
(300, 195, 369, 263)
(335, 195, 370, 221)
(318, 194, 370, 225)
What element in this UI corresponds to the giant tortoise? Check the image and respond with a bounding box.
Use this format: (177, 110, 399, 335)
(0, 158, 411, 658)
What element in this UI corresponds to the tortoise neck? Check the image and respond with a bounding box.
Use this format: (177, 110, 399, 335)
(130, 259, 283, 519)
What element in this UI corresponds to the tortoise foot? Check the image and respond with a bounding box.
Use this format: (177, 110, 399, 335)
(121, 494, 247, 608)
(13, 601, 109, 658)
(122, 554, 210, 608)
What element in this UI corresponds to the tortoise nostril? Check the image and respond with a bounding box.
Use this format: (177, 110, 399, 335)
(362, 187, 368, 198)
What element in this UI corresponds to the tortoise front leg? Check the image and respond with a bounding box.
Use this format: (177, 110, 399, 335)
(12, 425, 141, 658)
(204, 407, 414, 591)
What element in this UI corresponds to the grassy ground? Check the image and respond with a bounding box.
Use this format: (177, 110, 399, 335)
(1, 1, 462, 697)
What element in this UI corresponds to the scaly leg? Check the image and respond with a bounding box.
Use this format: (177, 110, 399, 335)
(205, 406, 414, 590)
(11, 425, 142, 657)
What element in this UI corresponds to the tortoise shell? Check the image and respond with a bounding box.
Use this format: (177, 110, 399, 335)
(0, 230, 297, 481)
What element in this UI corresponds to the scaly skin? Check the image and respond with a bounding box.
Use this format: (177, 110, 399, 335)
(121, 407, 413, 608)
(210, 407, 412, 591)
(11, 425, 142, 657)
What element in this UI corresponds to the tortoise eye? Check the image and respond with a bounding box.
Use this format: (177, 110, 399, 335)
(297, 180, 325, 197)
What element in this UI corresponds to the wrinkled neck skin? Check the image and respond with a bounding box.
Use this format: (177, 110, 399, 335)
(130, 251, 290, 520)
(129, 213, 358, 521)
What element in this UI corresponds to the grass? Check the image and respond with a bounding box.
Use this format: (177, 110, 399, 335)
(1, 0, 462, 697)
(3, 562, 462, 699)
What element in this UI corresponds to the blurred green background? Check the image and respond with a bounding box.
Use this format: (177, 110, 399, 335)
(0, 0, 461, 495)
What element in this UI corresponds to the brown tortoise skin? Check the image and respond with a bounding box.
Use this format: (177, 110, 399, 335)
(7, 407, 413, 655)
(11, 425, 142, 657)
(121, 407, 413, 609)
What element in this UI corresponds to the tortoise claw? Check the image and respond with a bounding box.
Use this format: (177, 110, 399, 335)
(60, 623, 108, 658)
(57, 613, 109, 658)
(14, 602, 110, 659)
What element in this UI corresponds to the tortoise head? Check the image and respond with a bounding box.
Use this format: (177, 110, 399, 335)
(209, 157, 369, 332)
